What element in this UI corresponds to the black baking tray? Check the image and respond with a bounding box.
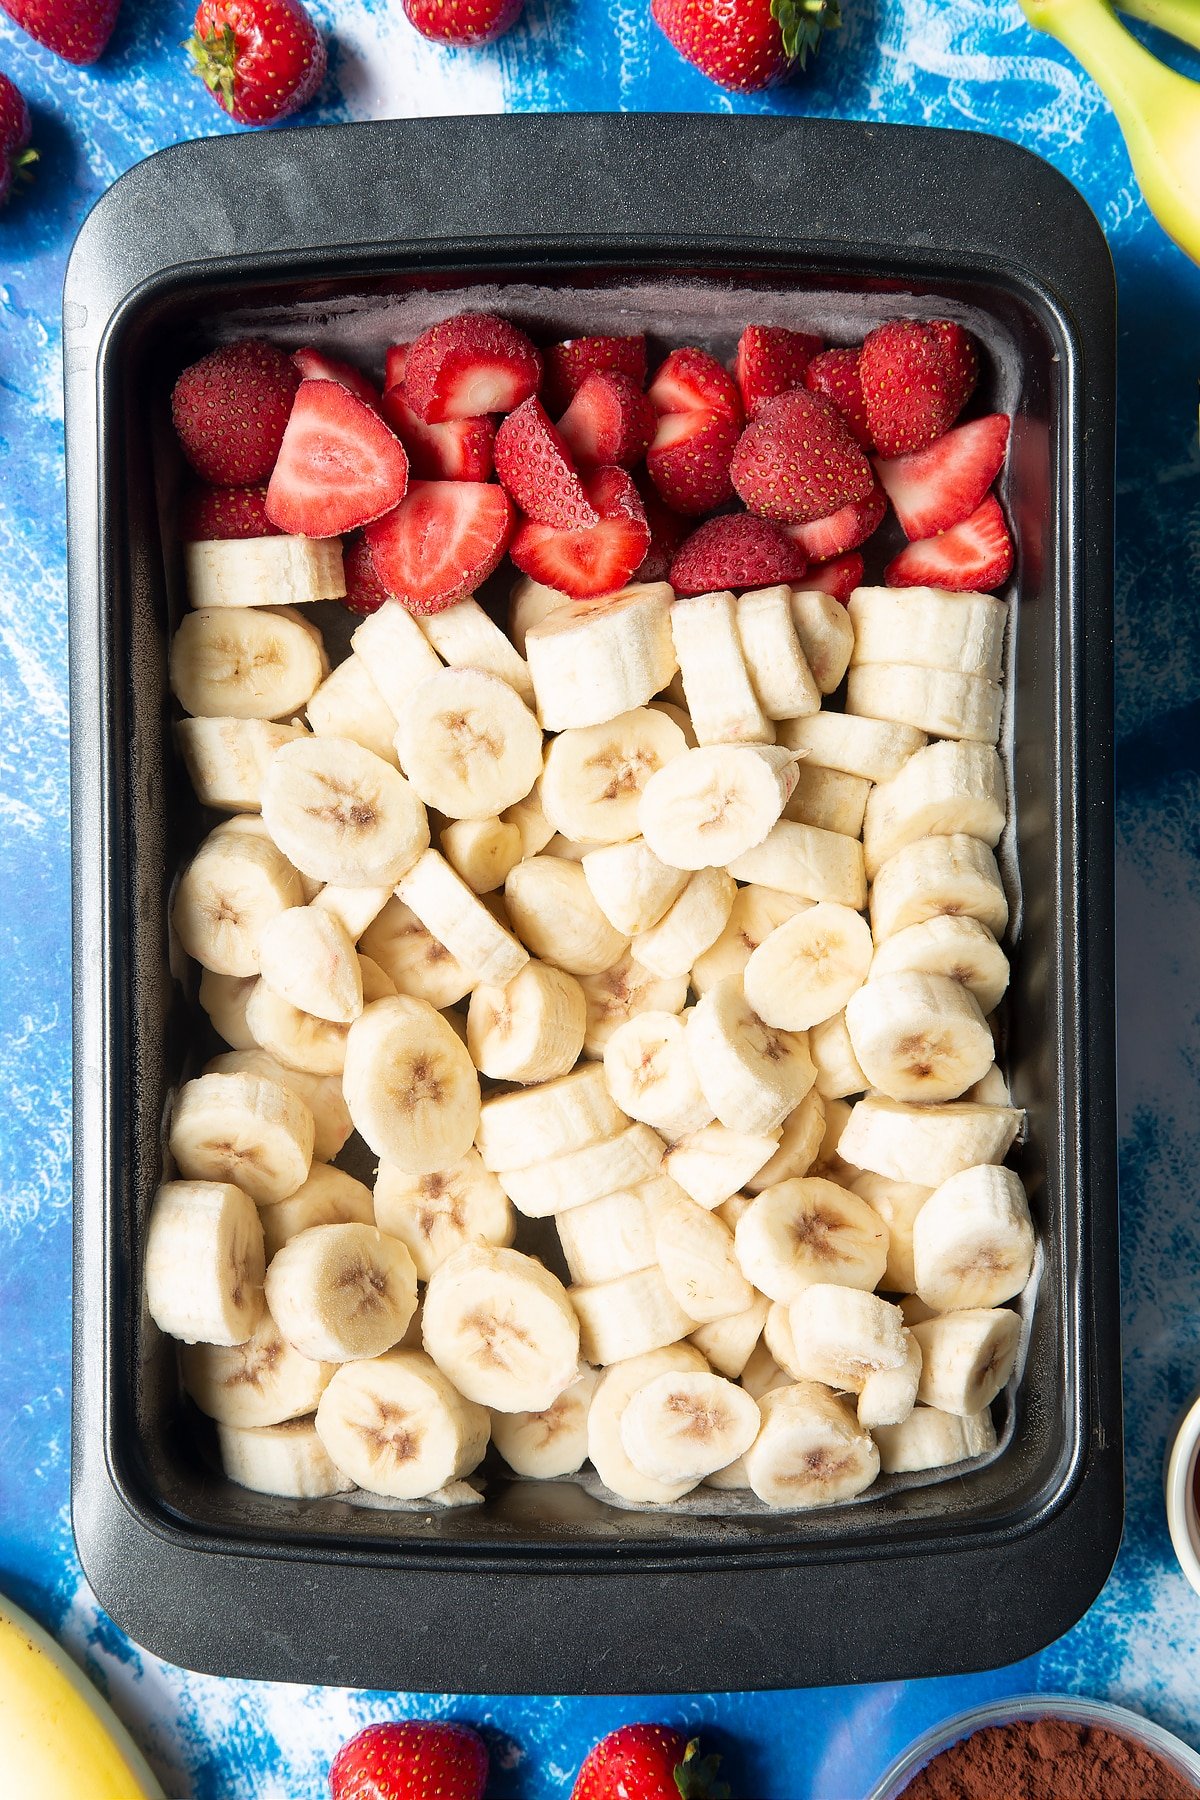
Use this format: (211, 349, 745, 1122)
(65, 113, 1121, 1693)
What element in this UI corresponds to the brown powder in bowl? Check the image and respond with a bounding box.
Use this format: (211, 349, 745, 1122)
(897, 1714, 1200, 1800)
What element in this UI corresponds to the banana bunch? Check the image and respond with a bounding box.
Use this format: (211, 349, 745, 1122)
(152, 556, 1034, 1511)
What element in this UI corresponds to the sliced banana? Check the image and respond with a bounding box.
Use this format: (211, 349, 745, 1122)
(306, 654, 400, 768)
(577, 952, 688, 1058)
(169, 1069, 314, 1205)
(170, 606, 326, 720)
(966, 1063, 1013, 1107)
(809, 1010, 868, 1100)
(873, 1403, 997, 1474)
(631, 869, 736, 979)
(787, 588, 856, 694)
(504, 856, 629, 976)
(184, 535, 345, 610)
(849, 1170, 932, 1294)
(848, 588, 1008, 680)
(736, 584, 821, 721)
(571, 1265, 695, 1366)
(466, 959, 585, 1083)
(734, 1177, 888, 1304)
(181, 1306, 334, 1426)
(911, 1164, 1035, 1311)
(310, 882, 392, 942)
(869, 835, 1008, 944)
(653, 1193, 755, 1324)
(581, 839, 689, 937)
(744, 1380, 879, 1508)
(491, 1369, 598, 1478)
(417, 595, 536, 705)
(689, 1294, 770, 1379)
(845, 971, 995, 1104)
(783, 763, 871, 839)
(811, 1095, 857, 1186)
(638, 743, 797, 871)
(145, 1179, 265, 1346)
(664, 1123, 779, 1208)
(206, 1050, 353, 1165)
(740, 1337, 790, 1401)
(526, 583, 677, 731)
(475, 1064, 625, 1173)
(440, 817, 523, 895)
(343, 994, 480, 1173)
(176, 716, 306, 813)
(837, 1096, 1023, 1187)
(686, 977, 816, 1135)
(778, 709, 926, 783)
(501, 783, 557, 859)
(373, 1148, 514, 1281)
(359, 895, 474, 1008)
(554, 1182, 662, 1285)
(509, 575, 571, 656)
(603, 1011, 713, 1141)
(863, 741, 1006, 880)
(199, 969, 259, 1050)
(692, 885, 811, 996)
(260, 736, 429, 888)
(621, 1370, 761, 1483)
(670, 589, 773, 745)
(174, 823, 304, 976)
(397, 848, 529, 988)
(265, 1222, 418, 1362)
(422, 1243, 580, 1413)
(847, 664, 1002, 746)
(394, 667, 543, 822)
(587, 1343, 710, 1503)
(743, 901, 873, 1033)
(315, 1349, 490, 1499)
(541, 706, 688, 844)
(787, 1284, 908, 1392)
(746, 1089, 826, 1192)
(244, 955, 391, 1076)
(257, 1162, 375, 1261)
(726, 820, 867, 910)
(857, 1328, 922, 1430)
(867, 914, 1010, 1016)
(499, 1123, 665, 1218)
(911, 1307, 1021, 1415)
(219, 1415, 355, 1498)
(350, 600, 443, 717)
(257, 905, 363, 1025)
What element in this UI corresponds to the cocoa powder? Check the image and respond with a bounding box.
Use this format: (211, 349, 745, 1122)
(897, 1714, 1199, 1800)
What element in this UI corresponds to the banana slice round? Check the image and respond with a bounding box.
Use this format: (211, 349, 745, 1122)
(653, 1194, 755, 1324)
(504, 856, 629, 977)
(475, 1063, 625, 1173)
(184, 535, 345, 611)
(587, 1343, 711, 1503)
(783, 763, 871, 839)
(665, 1123, 780, 1208)
(315, 1349, 490, 1500)
(260, 736, 430, 888)
(244, 954, 391, 1077)
(726, 820, 867, 911)
(911, 1307, 1022, 1415)
(846, 664, 1002, 746)
(849, 1170, 932, 1293)
(258, 1162, 376, 1261)
(857, 1329, 922, 1430)
(307, 653, 401, 768)
(199, 969, 259, 1050)
(395, 667, 544, 822)
(498, 1123, 665, 1219)
(688, 1294, 770, 1380)
(787, 588, 855, 694)
(845, 970, 995, 1104)
(422, 1243, 580, 1413)
(174, 825, 305, 977)
(169, 1069, 314, 1205)
(343, 995, 481, 1174)
(257, 905, 364, 1024)
(397, 848, 529, 988)
(351, 601, 443, 715)
(181, 1307, 334, 1426)
(734, 1177, 888, 1304)
(466, 959, 586, 1083)
(578, 952, 689, 1058)
(743, 1380, 879, 1509)
(869, 834, 1008, 944)
(603, 1011, 713, 1141)
(867, 914, 1010, 1016)
(692, 885, 811, 997)
(541, 706, 688, 845)
(740, 1339, 790, 1401)
(373, 1148, 514, 1282)
(176, 716, 307, 813)
(360, 896, 475, 1009)
(670, 590, 773, 746)
(525, 583, 677, 732)
(912, 1164, 1035, 1311)
(638, 744, 797, 871)
(863, 740, 1006, 879)
(744, 901, 874, 1033)
(809, 1010, 868, 1100)
(787, 1283, 908, 1392)
(502, 783, 557, 859)
(218, 1417, 355, 1498)
(206, 1050, 353, 1165)
(490, 1369, 598, 1479)
(581, 840, 688, 937)
(746, 1089, 826, 1193)
(737, 584, 821, 721)
(440, 817, 524, 894)
(873, 1404, 997, 1474)
(620, 1370, 761, 1483)
(686, 977, 816, 1135)
(570, 1264, 694, 1366)
(778, 707, 925, 783)
(837, 1095, 1024, 1188)
(265, 1222, 418, 1362)
(554, 1181, 666, 1286)
(847, 588, 1007, 680)
(417, 596, 536, 705)
(632, 869, 736, 979)
(145, 1179, 265, 1347)
(170, 606, 326, 721)
(509, 575, 571, 656)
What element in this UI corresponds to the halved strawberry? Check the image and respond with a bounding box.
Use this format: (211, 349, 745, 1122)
(171, 337, 300, 485)
(734, 325, 823, 418)
(558, 371, 656, 471)
(265, 380, 408, 536)
(341, 533, 392, 615)
(670, 512, 807, 598)
(645, 409, 740, 516)
(874, 413, 1010, 541)
(785, 485, 887, 562)
(509, 466, 649, 599)
(803, 347, 872, 449)
(404, 313, 542, 423)
(381, 387, 495, 481)
(634, 481, 689, 583)
(543, 334, 648, 413)
(179, 483, 279, 541)
(364, 480, 514, 615)
(494, 397, 599, 529)
(884, 494, 1013, 591)
(385, 343, 410, 390)
(649, 346, 743, 423)
(860, 319, 960, 459)
(929, 321, 979, 416)
(804, 552, 864, 603)
(730, 387, 875, 525)
(291, 347, 382, 413)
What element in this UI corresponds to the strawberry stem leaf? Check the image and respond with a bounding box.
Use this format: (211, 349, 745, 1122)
(12, 146, 38, 185)
(186, 24, 239, 108)
(675, 1738, 730, 1800)
(770, 0, 841, 67)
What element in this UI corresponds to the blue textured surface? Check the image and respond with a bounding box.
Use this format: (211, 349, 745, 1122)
(3, 1, 1200, 1794)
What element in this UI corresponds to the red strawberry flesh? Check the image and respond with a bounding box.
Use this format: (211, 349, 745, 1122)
(731, 386, 876, 525)
(329, 1719, 488, 1800)
(646, 408, 740, 517)
(884, 493, 1013, 592)
(509, 465, 649, 599)
(3, 0, 119, 62)
(291, 347, 382, 413)
(803, 347, 872, 449)
(803, 551, 864, 604)
(649, 345, 743, 423)
(634, 480, 689, 583)
(342, 533, 392, 615)
(402, 0, 523, 43)
(557, 371, 656, 470)
(382, 388, 495, 482)
(171, 337, 300, 486)
(735, 324, 823, 418)
(874, 413, 1009, 541)
(494, 396, 599, 529)
(785, 485, 887, 562)
(365, 480, 514, 615)
(571, 1724, 722, 1800)
(543, 334, 648, 413)
(189, 0, 326, 126)
(180, 483, 279, 541)
(405, 312, 541, 423)
(385, 343, 410, 390)
(929, 320, 979, 416)
(860, 319, 959, 459)
(265, 378, 409, 536)
(670, 513, 807, 598)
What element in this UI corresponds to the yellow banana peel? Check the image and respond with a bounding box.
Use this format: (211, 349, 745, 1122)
(1120, 0, 1200, 53)
(1021, 0, 1200, 264)
(0, 1591, 164, 1799)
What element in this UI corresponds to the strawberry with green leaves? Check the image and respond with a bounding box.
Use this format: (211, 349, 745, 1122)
(188, 0, 326, 126)
(572, 1725, 729, 1800)
(651, 0, 839, 92)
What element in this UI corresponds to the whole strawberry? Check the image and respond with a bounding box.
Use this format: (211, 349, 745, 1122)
(329, 1720, 488, 1800)
(651, 0, 838, 92)
(171, 338, 300, 484)
(402, 0, 523, 45)
(0, 0, 119, 62)
(572, 1724, 728, 1800)
(0, 73, 35, 208)
(188, 0, 325, 126)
